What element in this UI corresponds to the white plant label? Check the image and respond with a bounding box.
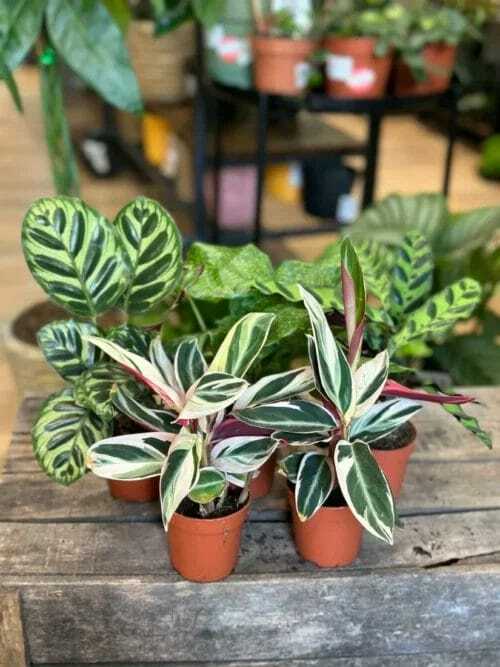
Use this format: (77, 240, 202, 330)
(337, 194, 359, 224)
(327, 54, 354, 82)
(295, 62, 310, 89)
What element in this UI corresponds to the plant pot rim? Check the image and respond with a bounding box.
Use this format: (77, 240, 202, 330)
(370, 421, 417, 452)
(324, 35, 378, 46)
(253, 35, 317, 50)
(170, 498, 250, 533)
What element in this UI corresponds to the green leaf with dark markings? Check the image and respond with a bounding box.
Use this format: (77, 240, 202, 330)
(114, 197, 182, 315)
(22, 197, 127, 317)
(390, 232, 433, 324)
(73, 362, 132, 420)
(295, 452, 334, 521)
(106, 324, 152, 356)
(32, 387, 112, 485)
(174, 339, 207, 393)
(37, 320, 102, 382)
(111, 384, 180, 433)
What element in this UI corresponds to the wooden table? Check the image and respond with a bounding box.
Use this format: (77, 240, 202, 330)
(1, 390, 500, 666)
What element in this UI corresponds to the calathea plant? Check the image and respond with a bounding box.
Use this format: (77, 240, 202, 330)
(85, 312, 316, 524)
(22, 195, 182, 484)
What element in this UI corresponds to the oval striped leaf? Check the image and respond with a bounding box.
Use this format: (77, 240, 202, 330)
(278, 452, 305, 483)
(37, 320, 102, 382)
(22, 197, 127, 317)
(353, 351, 389, 418)
(272, 431, 330, 447)
(189, 467, 226, 504)
(73, 363, 132, 421)
(390, 232, 434, 324)
(234, 367, 314, 410)
(211, 436, 277, 474)
(295, 452, 334, 521)
(32, 388, 112, 486)
(87, 432, 172, 480)
(349, 398, 422, 442)
(149, 336, 180, 393)
(114, 197, 182, 314)
(179, 372, 248, 420)
(235, 399, 336, 434)
(174, 339, 207, 393)
(209, 312, 275, 378)
(111, 384, 180, 434)
(107, 325, 152, 357)
(335, 440, 395, 544)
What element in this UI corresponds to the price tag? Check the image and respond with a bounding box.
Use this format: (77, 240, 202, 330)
(326, 54, 353, 82)
(295, 62, 311, 89)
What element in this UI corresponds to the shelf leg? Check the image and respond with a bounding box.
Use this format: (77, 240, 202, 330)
(193, 85, 208, 241)
(362, 111, 382, 209)
(443, 90, 458, 198)
(254, 93, 269, 246)
(212, 96, 222, 244)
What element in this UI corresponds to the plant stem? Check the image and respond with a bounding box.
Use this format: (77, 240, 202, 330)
(187, 295, 207, 333)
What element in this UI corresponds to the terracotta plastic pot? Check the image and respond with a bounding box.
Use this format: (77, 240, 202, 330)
(250, 453, 276, 499)
(252, 36, 316, 96)
(394, 44, 456, 96)
(325, 36, 392, 99)
(168, 501, 250, 582)
(107, 478, 159, 502)
(288, 490, 362, 567)
(371, 424, 417, 497)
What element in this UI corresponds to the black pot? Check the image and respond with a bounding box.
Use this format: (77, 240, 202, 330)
(302, 156, 355, 220)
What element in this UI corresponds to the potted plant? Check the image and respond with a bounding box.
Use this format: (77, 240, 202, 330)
(86, 313, 315, 581)
(393, 5, 479, 96)
(251, 1, 320, 96)
(20, 195, 183, 499)
(322, 0, 407, 98)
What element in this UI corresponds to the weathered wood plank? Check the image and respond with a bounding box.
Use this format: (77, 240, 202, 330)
(1, 510, 500, 578)
(3, 565, 499, 663)
(0, 592, 28, 667)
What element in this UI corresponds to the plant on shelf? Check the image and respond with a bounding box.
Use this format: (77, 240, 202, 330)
(149, 0, 227, 34)
(21, 195, 183, 485)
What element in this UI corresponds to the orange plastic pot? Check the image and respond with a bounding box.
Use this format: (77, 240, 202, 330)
(325, 36, 392, 99)
(371, 424, 417, 497)
(252, 36, 317, 96)
(394, 44, 456, 96)
(107, 477, 159, 502)
(168, 501, 250, 582)
(249, 452, 276, 499)
(288, 490, 362, 567)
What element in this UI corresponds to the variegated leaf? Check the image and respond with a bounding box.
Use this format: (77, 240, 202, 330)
(211, 436, 277, 474)
(189, 466, 227, 503)
(111, 384, 179, 434)
(114, 196, 182, 314)
(390, 231, 433, 324)
(341, 238, 366, 366)
(174, 339, 207, 393)
(349, 398, 422, 442)
(32, 388, 112, 486)
(179, 373, 248, 420)
(226, 472, 248, 488)
(87, 432, 172, 480)
(234, 367, 314, 410)
(86, 336, 182, 410)
(160, 428, 202, 529)
(272, 431, 330, 447)
(73, 362, 131, 420)
(107, 324, 152, 357)
(209, 312, 275, 378)
(295, 452, 334, 521)
(353, 351, 389, 418)
(301, 287, 354, 416)
(335, 439, 395, 544)
(22, 197, 126, 317)
(149, 336, 180, 393)
(37, 320, 102, 382)
(278, 452, 305, 483)
(234, 399, 336, 434)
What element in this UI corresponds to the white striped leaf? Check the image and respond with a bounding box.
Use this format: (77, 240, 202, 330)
(73, 363, 131, 420)
(234, 367, 314, 410)
(106, 325, 152, 357)
(295, 452, 334, 521)
(234, 399, 336, 434)
(86, 336, 182, 410)
(32, 388, 112, 486)
(22, 197, 127, 317)
(149, 337, 181, 393)
(226, 472, 247, 488)
(178, 372, 248, 420)
(209, 312, 275, 378)
(353, 351, 390, 418)
(37, 320, 102, 382)
(114, 197, 182, 314)
(335, 439, 395, 544)
(160, 428, 202, 528)
(111, 384, 180, 434)
(174, 339, 207, 393)
(211, 436, 277, 474)
(278, 452, 305, 483)
(87, 432, 172, 480)
(189, 467, 227, 503)
(301, 286, 354, 417)
(341, 239, 366, 367)
(350, 398, 422, 442)
(272, 431, 330, 447)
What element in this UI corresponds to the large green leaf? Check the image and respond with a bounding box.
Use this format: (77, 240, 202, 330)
(111, 384, 180, 433)
(37, 320, 102, 382)
(234, 367, 314, 410)
(211, 436, 277, 474)
(0, 52, 22, 112)
(234, 399, 336, 434)
(179, 372, 248, 420)
(0, 0, 45, 70)
(390, 232, 433, 324)
(88, 432, 170, 480)
(438, 207, 500, 256)
(32, 387, 112, 486)
(46, 0, 142, 113)
(114, 197, 182, 315)
(390, 278, 482, 350)
(295, 452, 334, 521)
(189, 466, 226, 504)
(191, 0, 226, 25)
(335, 439, 395, 544)
(22, 197, 126, 317)
(349, 398, 422, 442)
(73, 363, 131, 420)
(151, 0, 192, 35)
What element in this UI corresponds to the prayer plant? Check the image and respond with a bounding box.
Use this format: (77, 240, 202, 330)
(85, 313, 316, 526)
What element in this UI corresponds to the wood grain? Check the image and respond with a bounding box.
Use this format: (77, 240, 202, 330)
(0, 592, 28, 667)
